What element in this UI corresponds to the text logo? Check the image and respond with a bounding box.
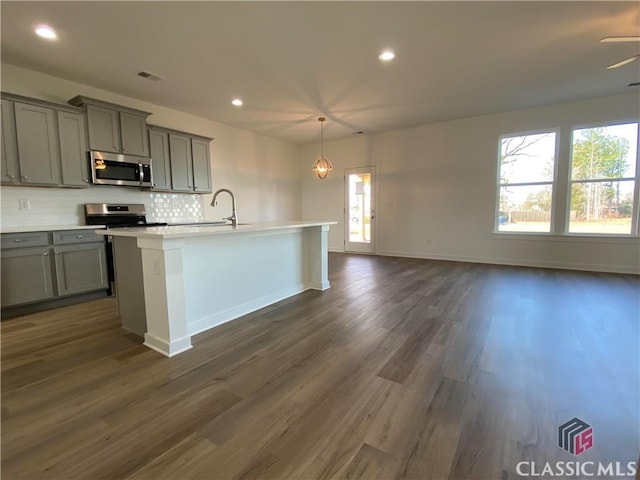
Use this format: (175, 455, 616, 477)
(559, 418, 594, 456)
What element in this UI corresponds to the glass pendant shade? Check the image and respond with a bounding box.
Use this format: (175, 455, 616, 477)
(312, 117, 333, 180)
(313, 156, 333, 179)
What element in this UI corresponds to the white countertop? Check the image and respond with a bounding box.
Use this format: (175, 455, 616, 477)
(98, 221, 337, 239)
(1, 225, 107, 234)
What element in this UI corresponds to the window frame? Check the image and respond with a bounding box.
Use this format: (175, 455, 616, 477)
(494, 128, 560, 235)
(494, 119, 640, 238)
(565, 120, 640, 238)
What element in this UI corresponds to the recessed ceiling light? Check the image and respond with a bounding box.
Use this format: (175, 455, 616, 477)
(34, 24, 57, 40)
(378, 50, 395, 61)
(231, 98, 243, 107)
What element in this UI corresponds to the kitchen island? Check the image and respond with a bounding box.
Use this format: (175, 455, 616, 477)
(100, 221, 335, 357)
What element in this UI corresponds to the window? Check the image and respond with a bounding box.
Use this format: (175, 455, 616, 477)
(497, 131, 557, 232)
(568, 123, 638, 235)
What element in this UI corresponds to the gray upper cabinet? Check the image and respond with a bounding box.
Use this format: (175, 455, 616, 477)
(149, 129, 171, 191)
(57, 111, 89, 187)
(169, 133, 194, 192)
(1, 99, 20, 185)
(1, 93, 89, 189)
(192, 138, 212, 193)
(148, 125, 213, 194)
(14, 102, 61, 185)
(86, 105, 120, 153)
(120, 112, 148, 157)
(69, 96, 151, 157)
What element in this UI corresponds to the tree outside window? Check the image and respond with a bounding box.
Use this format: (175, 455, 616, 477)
(497, 131, 557, 232)
(569, 123, 638, 235)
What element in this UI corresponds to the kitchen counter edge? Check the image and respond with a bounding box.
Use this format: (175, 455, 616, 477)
(1, 225, 107, 234)
(96, 221, 337, 239)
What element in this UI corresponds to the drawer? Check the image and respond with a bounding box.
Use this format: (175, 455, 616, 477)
(1, 232, 49, 249)
(53, 229, 103, 245)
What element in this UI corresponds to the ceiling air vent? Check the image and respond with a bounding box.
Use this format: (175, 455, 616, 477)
(137, 71, 164, 81)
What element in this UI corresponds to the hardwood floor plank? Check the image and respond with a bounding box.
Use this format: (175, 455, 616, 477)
(336, 443, 400, 480)
(2, 253, 638, 480)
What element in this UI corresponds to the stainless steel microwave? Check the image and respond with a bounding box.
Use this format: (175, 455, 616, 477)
(90, 150, 152, 187)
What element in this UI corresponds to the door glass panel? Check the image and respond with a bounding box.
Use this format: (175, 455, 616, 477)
(348, 173, 371, 243)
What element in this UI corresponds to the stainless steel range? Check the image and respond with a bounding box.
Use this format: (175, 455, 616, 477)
(84, 203, 167, 228)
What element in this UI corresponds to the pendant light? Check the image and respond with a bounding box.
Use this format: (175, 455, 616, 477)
(312, 117, 333, 180)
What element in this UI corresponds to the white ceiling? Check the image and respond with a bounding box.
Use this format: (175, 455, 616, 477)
(1, 1, 639, 144)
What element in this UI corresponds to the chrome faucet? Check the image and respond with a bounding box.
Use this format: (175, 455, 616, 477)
(211, 188, 238, 227)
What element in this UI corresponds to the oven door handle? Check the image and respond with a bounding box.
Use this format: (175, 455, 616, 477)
(139, 163, 144, 185)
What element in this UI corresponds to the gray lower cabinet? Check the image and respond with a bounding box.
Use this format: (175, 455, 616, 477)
(1, 229, 108, 309)
(54, 243, 108, 296)
(149, 125, 212, 193)
(1, 246, 55, 306)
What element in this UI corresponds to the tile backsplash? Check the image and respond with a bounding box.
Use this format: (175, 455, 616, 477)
(1, 186, 204, 227)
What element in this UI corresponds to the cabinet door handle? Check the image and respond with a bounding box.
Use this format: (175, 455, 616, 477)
(55, 251, 61, 255)
(43, 252, 49, 256)
(114, 145, 119, 151)
(123, 147, 128, 152)
(21, 175, 28, 180)
(7, 174, 15, 181)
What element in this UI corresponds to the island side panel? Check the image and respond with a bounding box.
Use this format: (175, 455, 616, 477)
(303, 224, 330, 291)
(111, 236, 147, 336)
(137, 237, 192, 357)
(182, 228, 306, 336)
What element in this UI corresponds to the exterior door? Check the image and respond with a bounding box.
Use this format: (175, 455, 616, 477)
(344, 166, 375, 253)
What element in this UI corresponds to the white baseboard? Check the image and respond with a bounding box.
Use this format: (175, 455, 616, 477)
(144, 333, 193, 357)
(374, 250, 640, 275)
(188, 284, 307, 336)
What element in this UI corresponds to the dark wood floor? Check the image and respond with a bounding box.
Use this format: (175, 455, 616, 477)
(2, 253, 639, 480)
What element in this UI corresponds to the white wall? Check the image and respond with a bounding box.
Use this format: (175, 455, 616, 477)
(0, 64, 301, 226)
(300, 93, 640, 274)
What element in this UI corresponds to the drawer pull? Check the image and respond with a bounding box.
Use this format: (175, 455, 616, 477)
(14, 239, 22, 243)
(77, 235, 84, 238)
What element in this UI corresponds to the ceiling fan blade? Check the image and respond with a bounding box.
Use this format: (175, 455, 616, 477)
(600, 36, 640, 43)
(606, 54, 640, 69)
